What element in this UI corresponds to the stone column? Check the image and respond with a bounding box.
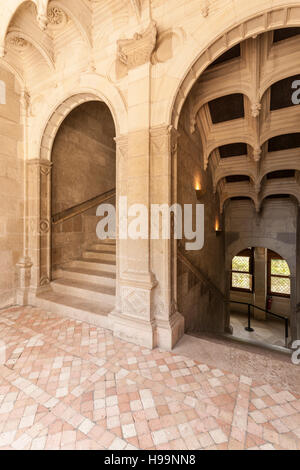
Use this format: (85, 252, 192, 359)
(111, 135, 128, 316)
(111, 21, 184, 349)
(111, 24, 158, 348)
(27, 159, 52, 298)
(254, 247, 267, 320)
(150, 125, 184, 349)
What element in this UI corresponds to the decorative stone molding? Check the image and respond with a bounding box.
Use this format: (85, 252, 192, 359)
(40, 219, 50, 234)
(117, 21, 157, 71)
(251, 101, 262, 118)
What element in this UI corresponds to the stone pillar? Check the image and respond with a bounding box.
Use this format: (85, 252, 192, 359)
(16, 258, 33, 306)
(27, 159, 52, 297)
(111, 135, 128, 316)
(254, 247, 267, 320)
(111, 21, 184, 349)
(111, 27, 158, 348)
(150, 125, 184, 349)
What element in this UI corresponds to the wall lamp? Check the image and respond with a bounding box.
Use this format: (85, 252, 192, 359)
(195, 183, 204, 200)
(215, 218, 223, 235)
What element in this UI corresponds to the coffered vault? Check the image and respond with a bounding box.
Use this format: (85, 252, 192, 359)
(186, 31, 300, 214)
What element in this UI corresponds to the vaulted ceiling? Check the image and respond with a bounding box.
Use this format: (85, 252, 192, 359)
(189, 29, 300, 213)
(0, 0, 143, 88)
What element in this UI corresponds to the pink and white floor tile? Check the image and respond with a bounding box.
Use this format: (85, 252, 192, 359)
(0, 306, 298, 450)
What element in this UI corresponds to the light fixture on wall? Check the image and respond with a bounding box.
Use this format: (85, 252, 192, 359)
(195, 182, 204, 200)
(215, 217, 222, 235)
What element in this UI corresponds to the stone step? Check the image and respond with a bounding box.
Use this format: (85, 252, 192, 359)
(83, 250, 116, 262)
(52, 278, 116, 306)
(35, 291, 113, 330)
(54, 267, 116, 287)
(90, 243, 116, 253)
(93, 239, 116, 246)
(69, 258, 116, 273)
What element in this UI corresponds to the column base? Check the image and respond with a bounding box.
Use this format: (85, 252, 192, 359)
(16, 258, 33, 306)
(110, 309, 185, 351)
(110, 310, 156, 349)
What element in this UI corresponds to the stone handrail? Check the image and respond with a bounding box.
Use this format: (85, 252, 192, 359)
(52, 188, 116, 225)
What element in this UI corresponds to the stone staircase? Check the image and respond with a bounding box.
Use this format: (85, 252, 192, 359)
(36, 239, 116, 329)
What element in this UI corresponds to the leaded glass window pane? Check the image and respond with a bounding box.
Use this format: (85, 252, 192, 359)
(271, 276, 291, 295)
(271, 259, 290, 276)
(232, 256, 250, 273)
(232, 273, 252, 290)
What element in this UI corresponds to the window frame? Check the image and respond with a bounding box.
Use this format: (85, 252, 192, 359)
(231, 248, 255, 293)
(267, 250, 291, 299)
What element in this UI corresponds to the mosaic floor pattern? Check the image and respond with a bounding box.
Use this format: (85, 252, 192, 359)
(0, 306, 299, 450)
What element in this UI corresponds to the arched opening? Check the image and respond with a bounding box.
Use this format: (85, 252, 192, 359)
(230, 247, 291, 348)
(51, 101, 116, 275)
(175, 26, 300, 348)
(37, 98, 117, 323)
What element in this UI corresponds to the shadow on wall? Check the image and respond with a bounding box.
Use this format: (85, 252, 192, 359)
(177, 100, 226, 335)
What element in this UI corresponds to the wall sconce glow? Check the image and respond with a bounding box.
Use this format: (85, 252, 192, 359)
(215, 218, 222, 234)
(0, 81, 6, 105)
(195, 182, 203, 200)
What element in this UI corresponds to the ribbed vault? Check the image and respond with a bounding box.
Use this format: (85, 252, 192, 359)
(186, 29, 300, 213)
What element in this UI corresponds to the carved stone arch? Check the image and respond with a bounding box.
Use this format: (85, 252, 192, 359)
(0, 58, 24, 87)
(167, 5, 300, 130)
(226, 238, 295, 278)
(260, 67, 300, 100)
(0, 0, 50, 57)
(191, 88, 253, 133)
(206, 139, 254, 166)
(6, 30, 55, 70)
(259, 190, 300, 212)
(214, 170, 256, 192)
(33, 87, 122, 290)
(221, 194, 257, 215)
(32, 75, 127, 161)
(259, 166, 300, 185)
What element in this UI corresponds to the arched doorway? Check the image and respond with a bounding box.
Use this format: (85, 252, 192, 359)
(32, 95, 118, 326)
(230, 247, 292, 348)
(51, 101, 116, 276)
(174, 25, 300, 346)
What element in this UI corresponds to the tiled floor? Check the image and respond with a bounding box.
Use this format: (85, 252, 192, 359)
(0, 306, 299, 450)
(231, 311, 286, 348)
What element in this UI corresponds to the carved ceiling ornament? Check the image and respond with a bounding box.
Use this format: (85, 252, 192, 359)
(7, 36, 28, 52)
(47, 6, 68, 29)
(117, 21, 157, 71)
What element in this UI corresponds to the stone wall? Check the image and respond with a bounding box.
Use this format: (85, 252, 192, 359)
(51, 101, 116, 273)
(177, 107, 226, 334)
(0, 67, 23, 308)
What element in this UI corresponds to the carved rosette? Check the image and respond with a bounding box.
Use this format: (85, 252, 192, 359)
(117, 21, 157, 71)
(47, 6, 68, 29)
(8, 36, 28, 53)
